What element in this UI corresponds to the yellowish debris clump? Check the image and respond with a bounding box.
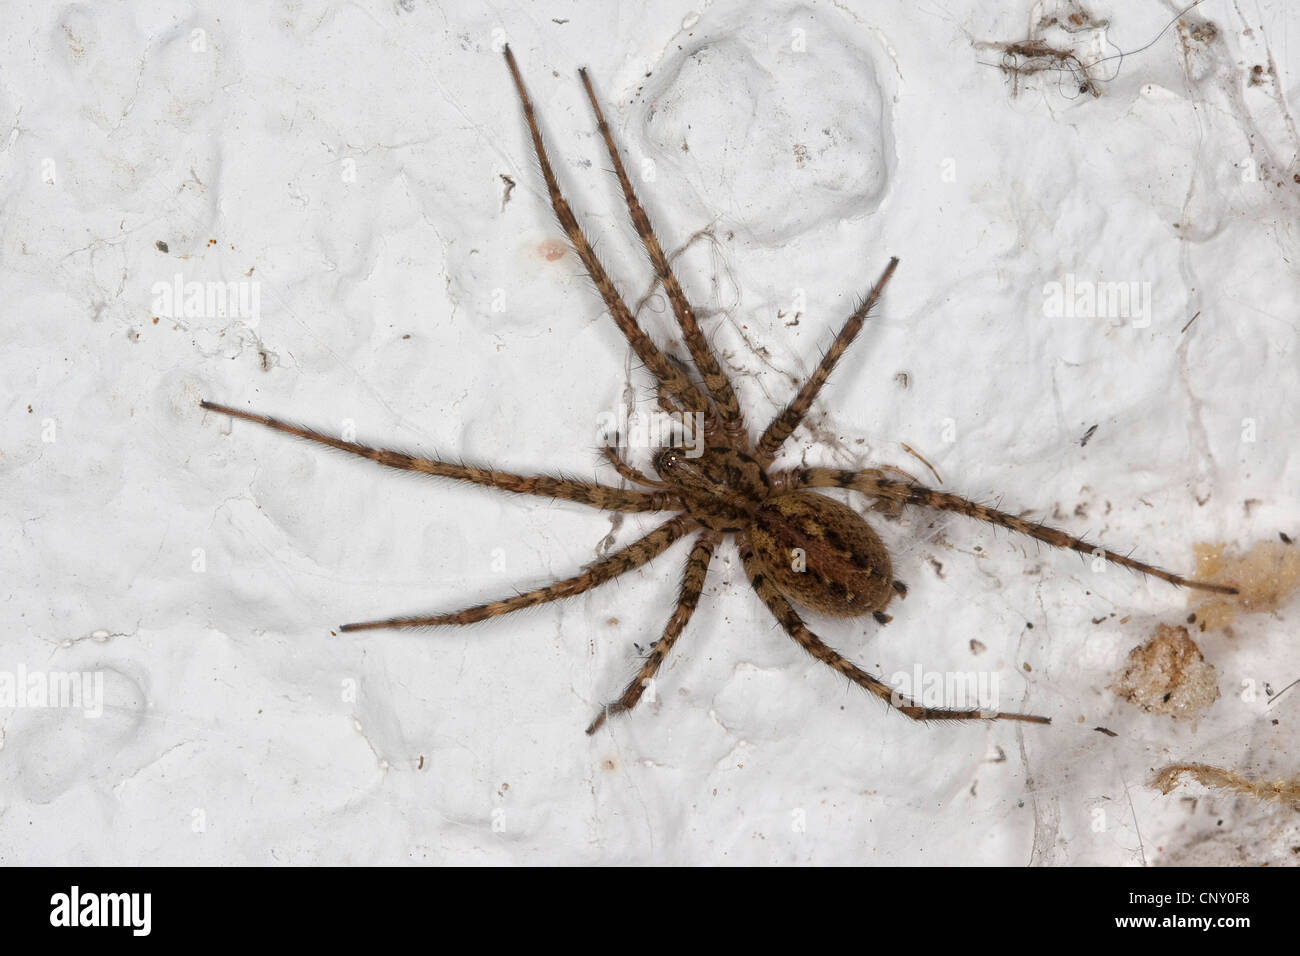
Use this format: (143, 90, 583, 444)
(1109, 624, 1219, 719)
(1191, 539, 1300, 631)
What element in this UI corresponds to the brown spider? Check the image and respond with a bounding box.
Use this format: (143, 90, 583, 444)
(200, 46, 1237, 735)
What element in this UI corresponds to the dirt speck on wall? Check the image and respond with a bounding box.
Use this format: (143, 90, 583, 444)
(1191, 538, 1300, 631)
(1109, 624, 1219, 719)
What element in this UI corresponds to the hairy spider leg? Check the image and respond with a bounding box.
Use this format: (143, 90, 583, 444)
(587, 531, 719, 733)
(341, 515, 696, 631)
(737, 534, 1051, 723)
(503, 46, 717, 428)
(786, 466, 1238, 595)
(199, 401, 672, 514)
(577, 68, 749, 450)
(756, 258, 899, 464)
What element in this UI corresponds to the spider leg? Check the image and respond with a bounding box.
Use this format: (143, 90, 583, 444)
(657, 385, 683, 418)
(603, 354, 709, 468)
(340, 515, 696, 631)
(785, 466, 1239, 595)
(654, 352, 708, 427)
(587, 530, 718, 733)
(600, 440, 664, 488)
(201, 400, 673, 513)
(578, 69, 749, 450)
(737, 534, 1050, 723)
(502, 46, 712, 420)
(755, 258, 899, 464)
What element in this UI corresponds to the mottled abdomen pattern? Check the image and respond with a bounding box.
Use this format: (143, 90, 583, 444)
(750, 491, 894, 616)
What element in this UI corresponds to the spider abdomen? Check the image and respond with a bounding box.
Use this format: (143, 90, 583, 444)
(749, 492, 894, 617)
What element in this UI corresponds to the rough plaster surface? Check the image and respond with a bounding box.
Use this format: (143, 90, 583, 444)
(2, 0, 1297, 865)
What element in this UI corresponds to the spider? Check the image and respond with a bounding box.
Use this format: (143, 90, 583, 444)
(200, 46, 1237, 735)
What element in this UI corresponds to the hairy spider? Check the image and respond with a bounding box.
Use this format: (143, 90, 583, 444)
(201, 46, 1237, 735)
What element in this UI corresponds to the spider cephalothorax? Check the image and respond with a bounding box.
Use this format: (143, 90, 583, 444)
(653, 444, 767, 531)
(201, 45, 1236, 736)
